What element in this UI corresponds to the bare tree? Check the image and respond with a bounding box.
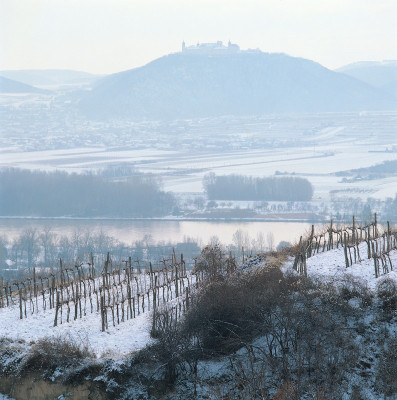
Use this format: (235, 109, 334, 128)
(0, 235, 8, 268)
(39, 227, 58, 267)
(253, 231, 265, 252)
(19, 228, 39, 271)
(266, 232, 275, 251)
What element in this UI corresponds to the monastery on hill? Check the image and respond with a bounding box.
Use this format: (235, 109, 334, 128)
(181, 40, 241, 54)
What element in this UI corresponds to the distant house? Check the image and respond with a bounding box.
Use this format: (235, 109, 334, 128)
(181, 40, 240, 54)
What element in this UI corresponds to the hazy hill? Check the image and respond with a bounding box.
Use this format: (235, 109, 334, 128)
(336, 61, 397, 98)
(336, 61, 397, 87)
(0, 76, 46, 93)
(381, 81, 397, 98)
(0, 69, 100, 88)
(78, 51, 396, 120)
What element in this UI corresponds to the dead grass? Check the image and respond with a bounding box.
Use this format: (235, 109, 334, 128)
(20, 335, 94, 375)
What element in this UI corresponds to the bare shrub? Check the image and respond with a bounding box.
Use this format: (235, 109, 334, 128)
(151, 324, 183, 385)
(137, 313, 193, 393)
(143, 265, 287, 392)
(140, 247, 367, 398)
(183, 266, 286, 355)
(193, 244, 236, 281)
(274, 381, 297, 400)
(337, 275, 373, 307)
(21, 335, 93, 375)
(376, 278, 397, 313)
(197, 273, 358, 400)
(376, 334, 397, 397)
(151, 306, 173, 339)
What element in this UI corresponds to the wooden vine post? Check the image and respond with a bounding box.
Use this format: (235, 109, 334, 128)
(19, 287, 23, 320)
(175, 265, 179, 298)
(54, 291, 60, 327)
(374, 213, 378, 238)
(33, 267, 37, 298)
(387, 221, 391, 253)
(308, 225, 314, 257)
(328, 220, 333, 251)
(352, 216, 356, 244)
(1, 277, 3, 308)
(343, 233, 349, 268)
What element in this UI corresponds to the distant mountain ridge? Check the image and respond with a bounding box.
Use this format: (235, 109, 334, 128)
(78, 51, 396, 121)
(336, 61, 397, 97)
(0, 69, 100, 88)
(338, 60, 397, 69)
(0, 76, 46, 94)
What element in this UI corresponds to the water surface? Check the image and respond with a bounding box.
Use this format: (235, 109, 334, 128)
(0, 218, 313, 247)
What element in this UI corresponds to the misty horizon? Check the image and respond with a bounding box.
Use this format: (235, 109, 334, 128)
(1, 42, 397, 76)
(2, 0, 397, 74)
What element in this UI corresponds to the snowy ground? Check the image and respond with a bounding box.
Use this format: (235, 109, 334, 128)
(0, 304, 153, 359)
(0, 394, 13, 400)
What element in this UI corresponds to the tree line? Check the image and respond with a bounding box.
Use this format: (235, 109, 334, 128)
(0, 168, 176, 217)
(0, 228, 203, 279)
(336, 159, 397, 177)
(0, 226, 281, 281)
(203, 173, 313, 201)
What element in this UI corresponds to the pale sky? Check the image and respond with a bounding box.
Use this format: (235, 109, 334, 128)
(1, 0, 396, 74)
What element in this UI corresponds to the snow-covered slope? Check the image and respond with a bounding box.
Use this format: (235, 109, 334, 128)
(0, 268, 196, 358)
(1, 240, 396, 399)
(0, 302, 153, 358)
(283, 239, 397, 290)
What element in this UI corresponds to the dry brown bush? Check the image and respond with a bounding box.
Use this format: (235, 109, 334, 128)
(21, 335, 93, 374)
(193, 243, 236, 281)
(182, 266, 285, 355)
(337, 275, 373, 307)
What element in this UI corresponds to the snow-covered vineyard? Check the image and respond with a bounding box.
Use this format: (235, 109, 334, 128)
(0, 253, 207, 357)
(1, 216, 396, 358)
(1, 217, 397, 400)
(287, 217, 397, 289)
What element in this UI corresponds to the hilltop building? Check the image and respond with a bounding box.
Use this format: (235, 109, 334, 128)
(181, 40, 240, 54)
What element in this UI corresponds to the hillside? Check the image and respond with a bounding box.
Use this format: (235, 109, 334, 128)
(1, 221, 397, 399)
(382, 81, 397, 97)
(78, 51, 396, 120)
(337, 61, 397, 98)
(336, 60, 397, 87)
(0, 76, 46, 94)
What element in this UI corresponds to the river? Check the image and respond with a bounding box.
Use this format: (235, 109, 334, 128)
(0, 218, 314, 247)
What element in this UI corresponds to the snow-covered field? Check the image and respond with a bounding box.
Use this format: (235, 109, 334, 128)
(1, 100, 397, 202)
(2, 144, 397, 200)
